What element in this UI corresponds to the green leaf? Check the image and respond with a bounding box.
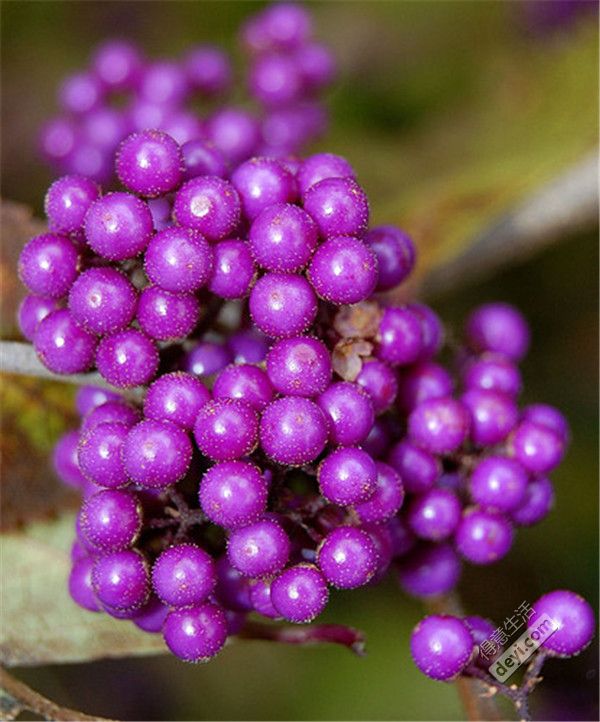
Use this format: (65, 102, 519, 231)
(0, 514, 166, 667)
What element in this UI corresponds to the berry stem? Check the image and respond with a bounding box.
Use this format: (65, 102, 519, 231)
(0, 667, 117, 722)
(237, 621, 366, 655)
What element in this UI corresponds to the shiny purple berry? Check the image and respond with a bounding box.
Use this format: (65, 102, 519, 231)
(270, 564, 329, 623)
(163, 602, 227, 662)
(200, 461, 268, 529)
(69, 557, 101, 612)
(318, 446, 377, 506)
(174, 176, 241, 242)
(387, 440, 440, 495)
(185, 340, 232, 377)
(266, 336, 331, 397)
(231, 157, 297, 220)
(80, 489, 142, 551)
(144, 372, 210, 429)
(136, 285, 199, 341)
(470, 456, 528, 513)
(78, 422, 129, 489)
(308, 236, 377, 305)
(528, 590, 595, 657)
(18, 295, 61, 342)
(212, 364, 273, 411)
(116, 130, 183, 197)
(227, 517, 291, 577)
(53, 430, 86, 488)
(249, 203, 317, 272)
(302, 177, 369, 239)
(455, 508, 514, 565)
(462, 388, 518, 446)
(465, 302, 530, 362)
(397, 543, 461, 598)
(411, 615, 474, 681)
(145, 226, 214, 293)
(297, 153, 355, 195)
(193, 399, 258, 461)
(407, 488, 461, 541)
(317, 382, 374, 446)
(511, 477, 555, 526)
(354, 462, 404, 525)
(356, 359, 398, 414)
(96, 329, 159, 388)
(92, 549, 149, 610)
(45, 175, 100, 234)
(208, 239, 255, 299)
(317, 526, 378, 589)
(84, 192, 153, 260)
(260, 396, 328, 465)
(34, 309, 97, 374)
(509, 420, 565, 474)
(365, 225, 416, 292)
(377, 306, 424, 366)
(19, 233, 79, 298)
(249, 272, 317, 338)
(68, 268, 137, 335)
(152, 543, 216, 607)
(462, 353, 522, 397)
(408, 396, 470, 455)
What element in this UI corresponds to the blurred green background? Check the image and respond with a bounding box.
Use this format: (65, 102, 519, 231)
(1, 1, 598, 720)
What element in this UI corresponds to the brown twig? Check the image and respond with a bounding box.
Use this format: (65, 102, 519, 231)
(419, 151, 599, 299)
(0, 667, 118, 722)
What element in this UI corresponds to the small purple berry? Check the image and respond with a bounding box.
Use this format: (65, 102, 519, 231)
(194, 399, 258, 461)
(96, 329, 159, 388)
(317, 526, 379, 589)
(410, 615, 474, 681)
(19, 233, 79, 298)
(270, 564, 329, 623)
(200, 461, 268, 529)
(34, 309, 97, 374)
(116, 130, 183, 197)
(84, 192, 153, 260)
(260, 396, 328, 466)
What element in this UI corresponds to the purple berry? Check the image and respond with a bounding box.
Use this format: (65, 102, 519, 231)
(145, 226, 214, 293)
(96, 329, 159, 388)
(266, 336, 331, 397)
(182, 139, 228, 180)
(408, 396, 470, 455)
(139, 60, 188, 105)
(249, 272, 317, 338)
(92, 549, 149, 610)
(249, 53, 303, 107)
(34, 309, 97, 374)
(53, 430, 86, 488)
(509, 420, 565, 474)
(200, 461, 268, 529)
(462, 388, 518, 446)
(302, 177, 369, 239)
(78, 422, 129, 489)
(185, 340, 232, 376)
(45, 175, 100, 234)
(260, 396, 328, 465)
(227, 517, 291, 577)
(232, 158, 297, 220)
(227, 330, 269, 364)
(75, 385, 121, 419)
(185, 45, 232, 96)
(144, 372, 211, 429)
(407, 488, 461, 541)
(81, 400, 140, 431)
(377, 306, 424, 366)
(193, 399, 258, 461)
(132, 596, 169, 633)
(208, 239, 255, 299)
(92, 40, 143, 90)
(152, 543, 216, 607)
(464, 616, 499, 666)
(80, 489, 142, 551)
(317, 382, 374, 446)
(206, 108, 260, 165)
(511, 476, 554, 526)
(116, 130, 183, 197)
(462, 353, 522, 397)
(249, 203, 317, 272)
(69, 557, 101, 612)
(408, 303, 444, 360)
(174, 176, 241, 241)
(465, 302, 530, 362)
(295, 42, 336, 91)
(470, 456, 528, 513)
(397, 361, 454, 413)
(365, 225, 416, 291)
(163, 603, 227, 662)
(59, 71, 103, 115)
(411, 615, 474, 680)
(317, 526, 378, 589)
(68, 268, 137, 335)
(18, 295, 61, 341)
(19, 233, 79, 298)
(270, 564, 328, 623)
(250, 578, 280, 619)
(528, 590, 595, 657)
(84, 192, 153, 260)
(354, 462, 404, 525)
(356, 359, 398, 414)
(399, 540, 460, 599)
(297, 153, 355, 196)
(362, 418, 392, 459)
(213, 364, 273, 411)
(308, 236, 377, 305)
(122, 420, 192, 489)
(387, 516, 417, 558)
(136, 285, 199, 341)
(387, 440, 440, 495)
(522, 403, 569, 443)
(455, 508, 514, 565)
(39, 116, 78, 165)
(318, 446, 377, 506)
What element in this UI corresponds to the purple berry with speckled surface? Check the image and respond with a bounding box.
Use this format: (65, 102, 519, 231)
(509, 420, 565, 474)
(152, 543, 216, 607)
(34, 309, 97, 374)
(266, 336, 331, 397)
(174, 176, 241, 242)
(69, 268, 137, 335)
(455, 508, 514, 565)
(365, 225, 415, 292)
(354, 461, 404, 525)
(144, 372, 210, 429)
(356, 359, 398, 414)
(528, 590, 595, 657)
(208, 239, 255, 299)
(470, 456, 528, 513)
(249, 203, 317, 272)
(163, 603, 227, 662)
(123, 419, 192, 489)
(407, 488, 461, 541)
(194, 399, 258, 461)
(19, 233, 79, 298)
(78, 422, 130, 489)
(18, 295, 61, 342)
(302, 177, 369, 239)
(145, 226, 214, 293)
(260, 396, 328, 465)
(408, 396, 470, 455)
(92, 549, 149, 610)
(511, 476, 554, 526)
(200, 461, 268, 530)
(249, 272, 317, 338)
(317, 526, 378, 589)
(231, 157, 297, 220)
(137, 285, 199, 341)
(318, 446, 377, 506)
(377, 306, 424, 366)
(81, 489, 142, 551)
(84, 192, 153, 260)
(297, 153, 355, 195)
(387, 440, 440, 495)
(397, 543, 461, 598)
(308, 236, 377, 305)
(317, 382, 374, 447)
(45, 175, 100, 234)
(69, 557, 101, 612)
(213, 364, 273, 411)
(227, 517, 290, 577)
(410, 615, 474, 681)
(96, 328, 159, 388)
(270, 564, 328, 623)
(116, 130, 183, 197)
(462, 388, 518, 447)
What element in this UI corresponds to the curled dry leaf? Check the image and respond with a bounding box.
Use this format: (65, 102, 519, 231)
(332, 338, 373, 381)
(333, 301, 382, 340)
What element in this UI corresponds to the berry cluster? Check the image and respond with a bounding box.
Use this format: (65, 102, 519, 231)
(39, 3, 334, 184)
(17, 4, 593, 685)
(410, 590, 595, 713)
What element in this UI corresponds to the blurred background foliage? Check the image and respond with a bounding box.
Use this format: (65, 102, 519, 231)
(1, 1, 598, 720)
